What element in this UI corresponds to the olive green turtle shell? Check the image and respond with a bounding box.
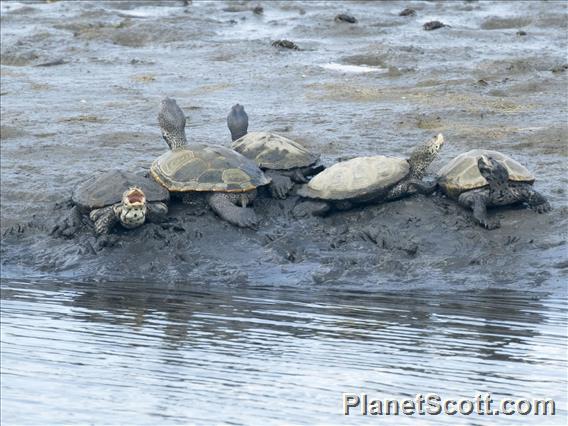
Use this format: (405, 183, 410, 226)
(72, 170, 169, 210)
(231, 132, 319, 170)
(297, 156, 409, 201)
(150, 144, 270, 193)
(437, 149, 535, 198)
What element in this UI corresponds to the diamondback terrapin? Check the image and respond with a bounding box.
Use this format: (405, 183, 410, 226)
(436, 149, 551, 229)
(227, 104, 323, 199)
(53, 170, 169, 236)
(150, 98, 270, 228)
(294, 134, 444, 216)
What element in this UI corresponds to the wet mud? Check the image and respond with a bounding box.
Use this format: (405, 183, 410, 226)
(1, 1, 567, 290)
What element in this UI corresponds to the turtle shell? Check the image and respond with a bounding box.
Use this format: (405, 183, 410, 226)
(437, 149, 535, 198)
(72, 170, 169, 210)
(150, 144, 270, 193)
(231, 131, 319, 170)
(297, 156, 409, 201)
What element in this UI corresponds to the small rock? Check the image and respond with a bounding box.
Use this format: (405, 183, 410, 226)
(399, 8, 416, 17)
(34, 58, 67, 67)
(173, 225, 186, 233)
(335, 13, 357, 24)
(387, 66, 403, 77)
(402, 244, 418, 256)
(516, 30, 527, 36)
(252, 4, 263, 15)
(423, 21, 447, 31)
(551, 64, 568, 73)
(271, 40, 300, 50)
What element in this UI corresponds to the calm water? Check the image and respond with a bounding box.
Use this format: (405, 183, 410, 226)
(1, 279, 566, 425)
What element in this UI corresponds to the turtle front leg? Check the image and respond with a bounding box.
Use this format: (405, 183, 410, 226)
(146, 202, 169, 222)
(458, 191, 499, 230)
(266, 170, 294, 199)
(409, 179, 437, 195)
(207, 193, 258, 228)
(385, 179, 436, 201)
(90, 205, 120, 234)
(521, 185, 552, 213)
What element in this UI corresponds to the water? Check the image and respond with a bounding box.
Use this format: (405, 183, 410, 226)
(1, 279, 566, 425)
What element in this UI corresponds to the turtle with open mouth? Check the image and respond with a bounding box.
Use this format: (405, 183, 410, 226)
(150, 98, 270, 228)
(436, 149, 551, 229)
(227, 103, 323, 199)
(53, 170, 169, 237)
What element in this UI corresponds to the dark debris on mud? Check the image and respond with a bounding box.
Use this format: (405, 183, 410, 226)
(271, 39, 300, 50)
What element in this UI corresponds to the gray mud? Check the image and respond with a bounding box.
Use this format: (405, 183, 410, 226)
(1, 0, 567, 290)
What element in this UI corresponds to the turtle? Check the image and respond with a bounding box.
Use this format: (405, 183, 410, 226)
(150, 98, 270, 228)
(227, 103, 323, 199)
(436, 149, 551, 229)
(293, 134, 445, 216)
(52, 170, 169, 237)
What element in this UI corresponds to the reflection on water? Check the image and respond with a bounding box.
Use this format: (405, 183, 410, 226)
(1, 280, 566, 425)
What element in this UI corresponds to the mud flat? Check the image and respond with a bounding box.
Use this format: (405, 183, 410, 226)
(1, 1, 567, 291)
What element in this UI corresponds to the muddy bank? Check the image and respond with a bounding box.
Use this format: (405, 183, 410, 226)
(1, 1, 567, 290)
(2, 188, 566, 290)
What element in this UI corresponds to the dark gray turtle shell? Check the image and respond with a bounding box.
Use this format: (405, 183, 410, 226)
(231, 132, 319, 170)
(150, 144, 270, 193)
(72, 170, 170, 210)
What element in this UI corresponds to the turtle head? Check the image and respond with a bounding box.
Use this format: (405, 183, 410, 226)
(408, 133, 445, 178)
(116, 187, 147, 229)
(158, 98, 187, 150)
(478, 155, 509, 188)
(227, 103, 249, 142)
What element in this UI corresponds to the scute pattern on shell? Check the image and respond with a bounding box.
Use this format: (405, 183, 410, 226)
(231, 132, 319, 170)
(437, 149, 535, 198)
(72, 170, 170, 210)
(297, 156, 409, 200)
(151, 144, 270, 193)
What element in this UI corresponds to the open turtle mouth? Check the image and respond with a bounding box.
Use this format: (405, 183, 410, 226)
(124, 187, 146, 206)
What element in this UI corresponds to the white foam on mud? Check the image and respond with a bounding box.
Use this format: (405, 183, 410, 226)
(320, 63, 387, 74)
(116, 6, 183, 18)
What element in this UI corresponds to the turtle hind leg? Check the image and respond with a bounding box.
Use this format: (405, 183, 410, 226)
(521, 185, 552, 213)
(207, 193, 258, 228)
(458, 191, 499, 230)
(51, 205, 83, 238)
(266, 171, 294, 199)
(90, 205, 120, 234)
(306, 164, 325, 178)
(146, 202, 169, 222)
(292, 200, 331, 218)
(290, 168, 309, 183)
